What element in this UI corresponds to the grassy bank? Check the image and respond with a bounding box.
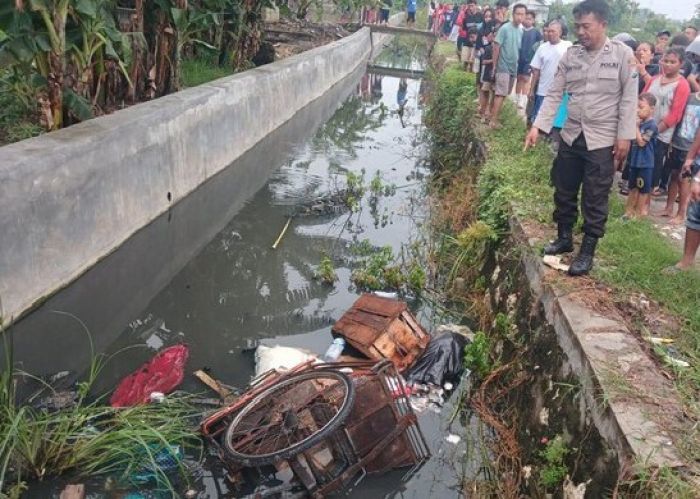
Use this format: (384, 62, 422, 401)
(181, 55, 234, 88)
(429, 66, 700, 396)
(425, 64, 699, 495)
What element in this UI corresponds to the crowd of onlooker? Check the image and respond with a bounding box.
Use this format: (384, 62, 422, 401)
(429, 0, 700, 272)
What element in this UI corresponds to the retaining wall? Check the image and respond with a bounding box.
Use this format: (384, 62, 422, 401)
(0, 27, 377, 325)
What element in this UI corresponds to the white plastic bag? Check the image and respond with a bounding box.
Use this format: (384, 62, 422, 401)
(254, 345, 318, 378)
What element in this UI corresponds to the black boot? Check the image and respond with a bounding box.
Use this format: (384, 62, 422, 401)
(544, 225, 574, 255)
(568, 234, 598, 276)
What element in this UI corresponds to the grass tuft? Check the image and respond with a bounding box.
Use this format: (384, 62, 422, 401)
(0, 331, 201, 495)
(181, 55, 234, 88)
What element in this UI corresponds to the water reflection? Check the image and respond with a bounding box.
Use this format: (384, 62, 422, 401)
(373, 36, 432, 71)
(11, 42, 478, 497)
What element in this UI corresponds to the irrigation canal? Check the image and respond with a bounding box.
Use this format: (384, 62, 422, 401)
(8, 40, 487, 497)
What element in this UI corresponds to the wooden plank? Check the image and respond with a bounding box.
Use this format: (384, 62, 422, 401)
(366, 65, 426, 80)
(365, 24, 437, 39)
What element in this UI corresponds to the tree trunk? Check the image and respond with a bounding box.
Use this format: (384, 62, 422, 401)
(128, 0, 145, 103)
(231, 0, 264, 71)
(171, 0, 187, 92)
(47, 8, 67, 130)
(154, 10, 173, 96)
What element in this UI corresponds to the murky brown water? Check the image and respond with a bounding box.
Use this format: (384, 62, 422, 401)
(6, 40, 486, 498)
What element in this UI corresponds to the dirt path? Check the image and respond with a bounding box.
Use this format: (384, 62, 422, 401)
(264, 18, 352, 60)
(614, 179, 700, 267)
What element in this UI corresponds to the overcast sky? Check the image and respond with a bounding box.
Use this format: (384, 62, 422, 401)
(636, 0, 695, 21)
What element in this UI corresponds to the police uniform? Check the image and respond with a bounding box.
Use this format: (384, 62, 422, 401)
(533, 38, 638, 239)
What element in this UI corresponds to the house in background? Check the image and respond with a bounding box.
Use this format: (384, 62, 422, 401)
(523, 0, 551, 24)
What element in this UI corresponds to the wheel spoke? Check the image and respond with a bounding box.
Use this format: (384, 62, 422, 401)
(224, 370, 354, 464)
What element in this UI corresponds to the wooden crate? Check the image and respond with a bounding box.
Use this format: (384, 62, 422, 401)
(332, 294, 430, 372)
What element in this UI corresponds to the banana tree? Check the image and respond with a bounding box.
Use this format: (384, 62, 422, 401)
(170, 2, 218, 89)
(67, 0, 133, 109)
(227, 0, 271, 70)
(23, 0, 72, 129)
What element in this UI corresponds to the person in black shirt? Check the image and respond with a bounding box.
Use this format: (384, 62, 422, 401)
(635, 42, 658, 95)
(478, 7, 496, 49)
(462, 0, 483, 71)
(463, 0, 483, 32)
(478, 27, 498, 120)
(379, 0, 392, 24)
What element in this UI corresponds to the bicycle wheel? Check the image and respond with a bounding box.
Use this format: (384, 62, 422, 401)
(223, 370, 355, 467)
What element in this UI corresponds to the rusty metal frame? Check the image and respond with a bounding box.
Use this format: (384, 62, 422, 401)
(200, 360, 430, 496)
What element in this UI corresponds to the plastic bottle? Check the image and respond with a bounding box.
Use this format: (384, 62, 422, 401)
(323, 338, 346, 362)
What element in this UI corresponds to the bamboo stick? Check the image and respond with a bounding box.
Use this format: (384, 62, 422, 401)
(272, 217, 293, 249)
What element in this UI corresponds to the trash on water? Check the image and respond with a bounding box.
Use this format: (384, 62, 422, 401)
(434, 323, 474, 341)
(405, 332, 470, 387)
(332, 294, 430, 372)
(200, 360, 429, 497)
(110, 344, 189, 407)
(254, 344, 318, 378)
(129, 444, 183, 485)
(322, 337, 346, 362)
(33, 390, 78, 411)
(373, 290, 399, 299)
(149, 391, 166, 403)
(445, 434, 461, 444)
(59, 484, 85, 499)
(193, 369, 238, 403)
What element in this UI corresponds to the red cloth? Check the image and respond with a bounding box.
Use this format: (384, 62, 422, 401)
(643, 75, 691, 129)
(110, 344, 189, 407)
(457, 10, 467, 38)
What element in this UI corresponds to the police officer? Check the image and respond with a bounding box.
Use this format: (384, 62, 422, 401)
(524, 0, 637, 276)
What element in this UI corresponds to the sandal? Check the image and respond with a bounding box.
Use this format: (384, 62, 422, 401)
(661, 265, 684, 275)
(651, 187, 667, 197)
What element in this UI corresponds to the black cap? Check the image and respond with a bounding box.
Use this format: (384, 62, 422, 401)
(657, 30, 671, 37)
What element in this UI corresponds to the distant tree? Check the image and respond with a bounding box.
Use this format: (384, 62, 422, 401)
(690, 3, 700, 26)
(544, 0, 680, 44)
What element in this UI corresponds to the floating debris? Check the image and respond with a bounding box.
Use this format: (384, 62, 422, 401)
(445, 434, 461, 444)
(332, 294, 430, 371)
(201, 360, 429, 496)
(110, 345, 189, 407)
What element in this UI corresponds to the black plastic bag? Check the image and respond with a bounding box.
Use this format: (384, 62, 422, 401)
(405, 332, 469, 386)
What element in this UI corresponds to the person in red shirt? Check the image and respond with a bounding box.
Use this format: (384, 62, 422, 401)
(456, 4, 468, 60)
(642, 47, 691, 201)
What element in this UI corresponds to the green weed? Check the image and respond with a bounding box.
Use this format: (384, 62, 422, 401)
(315, 255, 338, 285)
(0, 329, 200, 494)
(464, 331, 493, 379)
(349, 241, 426, 294)
(538, 436, 569, 490)
(181, 55, 234, 88)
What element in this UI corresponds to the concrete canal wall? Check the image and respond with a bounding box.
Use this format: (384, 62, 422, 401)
(0, 27, 385, 325)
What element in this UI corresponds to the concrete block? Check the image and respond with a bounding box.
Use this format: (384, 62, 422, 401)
(0, 28, 373, 325)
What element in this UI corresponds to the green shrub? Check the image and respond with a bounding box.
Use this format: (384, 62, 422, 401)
(464, 331, 492, 378)
(315, 255, 338, 284)
(538, 436, 570, 490)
